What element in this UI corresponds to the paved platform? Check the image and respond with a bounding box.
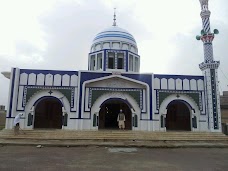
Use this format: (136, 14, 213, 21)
(1, 138, 228, 148)
(0, 146, 228, 171)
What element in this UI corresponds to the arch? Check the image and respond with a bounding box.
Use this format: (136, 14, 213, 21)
(166, 99, 195, 113)
(159, 94, 200, 131)
(34, 96, 62, 129)
(99, 98, 134, 111)
(25, 90, 70, 113)
(33, 96, 63, 108)
(159, 94, 199, 116)
(98, 98, 132, 130)
(166, 100, 191, 131)
(90, 92, 141, 130)
(82, 74, 150, 122)
(24, 90, 71, 129)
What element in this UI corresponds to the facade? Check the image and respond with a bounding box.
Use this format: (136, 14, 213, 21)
(1, 0, 222, 132)
(220, 91, 228, 124)
(0, 105, 6, 128)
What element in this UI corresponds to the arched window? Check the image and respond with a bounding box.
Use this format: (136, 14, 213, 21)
(129, 54, 133, 71)
(97, 53, 102, 70)
(90, 55, 95, 70)
(108, 52, 115, 69)
(117, 53, 124, 69)
(135, 57, 139, 72)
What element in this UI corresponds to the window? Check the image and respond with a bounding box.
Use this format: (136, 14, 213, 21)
(135, 57, 139, 72)
(90, 55, 95, 70)
(108, 52, 115, 69)
(97, 53, 102, 70)
(129, 54, 133, 71)
(117, 53, 124, 69)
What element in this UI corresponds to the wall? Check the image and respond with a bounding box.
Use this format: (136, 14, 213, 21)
(5, 68, 78, 129)
(220, 91, 228, 124)
(153, 74, 207, 131)
(0, 105, 6, 128)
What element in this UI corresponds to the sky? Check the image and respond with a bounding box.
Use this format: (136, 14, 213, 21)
(0, 0, 228, 107)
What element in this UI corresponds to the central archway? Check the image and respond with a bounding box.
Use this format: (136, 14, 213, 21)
(166, 100, 191, 131)
(34, 97, 63, 129)
(98, 99, 132, 130)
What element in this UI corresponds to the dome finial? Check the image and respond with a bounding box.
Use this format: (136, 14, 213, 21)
(113, 8, 117, 26)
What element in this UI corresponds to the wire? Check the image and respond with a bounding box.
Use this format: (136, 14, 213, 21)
(218, 81, 223, 93)
(219, 67, 228, 83)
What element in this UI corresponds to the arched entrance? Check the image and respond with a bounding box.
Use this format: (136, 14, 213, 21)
(34, 97, 62, 129)
(166, 100, 191, 131)
(99, 99, 132, 130)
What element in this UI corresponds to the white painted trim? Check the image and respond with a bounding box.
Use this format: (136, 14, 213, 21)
(81, 74, 151, 121)
(90, 92, 142, 131)
(159, 94, 201, 131)
(24, 90, 71, 130)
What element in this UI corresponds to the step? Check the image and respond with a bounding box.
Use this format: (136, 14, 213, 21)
(1, 129, 227, 142)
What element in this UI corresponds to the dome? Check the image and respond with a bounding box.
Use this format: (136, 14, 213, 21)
(91, 26, 137, 52)
(88, 24, 140, 72)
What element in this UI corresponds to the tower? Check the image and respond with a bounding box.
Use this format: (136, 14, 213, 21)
(196, 0, 221, 132)
(88, 10, 140, 73)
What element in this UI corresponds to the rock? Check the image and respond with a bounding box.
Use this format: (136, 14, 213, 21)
(36, 145, 42, 148)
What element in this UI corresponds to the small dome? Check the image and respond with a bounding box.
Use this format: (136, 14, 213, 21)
(92, 26, 137, 48)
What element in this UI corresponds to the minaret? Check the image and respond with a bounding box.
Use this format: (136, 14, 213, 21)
(196, 0, 221, 132)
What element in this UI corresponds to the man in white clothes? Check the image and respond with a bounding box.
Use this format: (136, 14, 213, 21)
(14, 113, 23, 135)
(117, 109, 125, 130)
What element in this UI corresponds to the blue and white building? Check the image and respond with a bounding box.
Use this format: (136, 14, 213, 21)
(2, 0, 222, 132)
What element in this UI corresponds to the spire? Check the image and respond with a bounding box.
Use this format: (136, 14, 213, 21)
(199, 0, 209, 11)
(199, 0, 211, 33)
(113, 8, 117, 26)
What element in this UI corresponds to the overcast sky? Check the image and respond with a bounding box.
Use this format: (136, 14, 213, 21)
(0, 0, 228, 107)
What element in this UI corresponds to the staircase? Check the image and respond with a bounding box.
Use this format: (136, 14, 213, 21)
(0, 129, 227, 142)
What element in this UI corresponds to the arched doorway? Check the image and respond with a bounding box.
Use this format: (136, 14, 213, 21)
(166, 100, 191, 131)
(99, 99, 132, 130)
(34, 97, 62, 129)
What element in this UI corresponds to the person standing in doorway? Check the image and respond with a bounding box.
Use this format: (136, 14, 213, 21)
(14, 113, 23, 135)
(117, 109, 125, 130)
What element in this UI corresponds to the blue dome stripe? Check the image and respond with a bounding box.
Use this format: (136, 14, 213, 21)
(94, 34, 135, 41)
(94, 34, 136, 42)
(97, 31, 134, 37)
(94, 35, 136, 42)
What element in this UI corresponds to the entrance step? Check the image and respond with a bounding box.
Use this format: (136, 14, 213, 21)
(0, 129, 228, 141)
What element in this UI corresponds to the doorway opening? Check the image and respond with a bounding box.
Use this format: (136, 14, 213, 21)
(34, 97, 62, 129)
(99, 99, 132, 130)
(166, 100, 191, 131)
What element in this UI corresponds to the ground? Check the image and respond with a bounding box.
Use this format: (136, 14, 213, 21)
(0, 146, 228, 171)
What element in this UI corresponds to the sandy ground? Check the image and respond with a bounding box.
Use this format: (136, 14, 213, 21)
(0, 146, 228, 171)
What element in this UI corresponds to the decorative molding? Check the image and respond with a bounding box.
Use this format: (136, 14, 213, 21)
(23, 86, 75, 109)
(156, 90, 202, 112)
(199, 61, 220, 70)
(89, 87, 143, 109)
(106, 78, 126, 88)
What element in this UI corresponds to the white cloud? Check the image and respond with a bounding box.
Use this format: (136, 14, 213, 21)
(0, 0, 228, 106)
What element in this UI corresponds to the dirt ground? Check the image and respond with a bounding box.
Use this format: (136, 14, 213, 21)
(0, 146, 227, 171)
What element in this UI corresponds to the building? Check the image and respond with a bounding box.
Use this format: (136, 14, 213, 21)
(0, 105, 6, 128)
(220, 91, 228, 124)
(1, 0, 222, 132)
